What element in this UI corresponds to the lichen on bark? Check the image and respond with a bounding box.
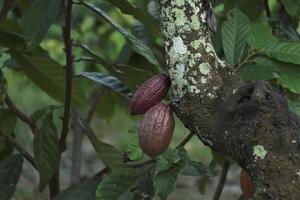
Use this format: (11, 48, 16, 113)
(157, 0, 300, 199)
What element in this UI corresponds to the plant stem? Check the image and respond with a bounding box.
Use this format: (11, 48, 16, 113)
(212, 160, 231, 200)
(176, 132, 194, 148)
(5, 96, 37, 134)
(263, 0, 271, 18)
(0, 0, 15, 21)
(6, 135, 36, 169)
(49, 0, 74, 197)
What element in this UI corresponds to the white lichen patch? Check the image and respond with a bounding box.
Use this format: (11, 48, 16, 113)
(253, 145, 267, 160)
(201, 76, 207, 84)
(296, 170, 300, 177)
(199, 63, 211, 75)
(173, 36, 187, 55)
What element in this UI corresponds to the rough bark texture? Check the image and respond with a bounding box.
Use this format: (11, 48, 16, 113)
(157, 0, 300, 199)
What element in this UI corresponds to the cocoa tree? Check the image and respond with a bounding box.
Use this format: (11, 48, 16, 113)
(0, 0, 300, 200)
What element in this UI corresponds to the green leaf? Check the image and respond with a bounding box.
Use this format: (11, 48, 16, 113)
(155, 149, 181, 172)
(261, 42, 300, 65)
(11, 48, 86, 108)
(81, 1, 159, 66)
(0, 70, 6, 106)
(222, 8, 250, 66)
(247, 23, 278, 49)
(0, 136, 5, 152)
(154, 161, 185, 200)
(104, 0, 161, 37)
(78, 44, 155, 90)
(81, 72, 132, 99)
(22, 0, 61, 48)
(0, 20, 26, 48)
(33, 112, 59, 191)
(54, 177, 102, 200)
(0, 136, 14, 162)
(281, 0, 300, 18)
(125, 135, 143, 161)
(0, 109, 17, 135)
(0, 155, 24, 200)
(77, 117, 126, 169)
(96, 167, 149, 200)
(288, 99, 300, 116)
(238, 56, 300, 94)
(180, 160, 216, 177)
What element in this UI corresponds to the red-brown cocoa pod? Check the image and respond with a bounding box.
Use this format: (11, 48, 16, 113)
(130, 74, 171, 115)
(240, 169, 254, 198)
(138, 103, 174, 157)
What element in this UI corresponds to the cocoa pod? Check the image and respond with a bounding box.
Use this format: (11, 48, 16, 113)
(130, 74, 171, 115)
(240, 169, 254, 198)
(139, 103, 174, 157)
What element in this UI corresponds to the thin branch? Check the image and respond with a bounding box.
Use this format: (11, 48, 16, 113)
(6, 135, 36, 169)
(5, 96, 37, 134)
(212, 160, 231, 200)
(60, 0, 74, 153)
(176, 132, 194, 148)
(263, 0, 271, 18)
(50, 0, 74, 197)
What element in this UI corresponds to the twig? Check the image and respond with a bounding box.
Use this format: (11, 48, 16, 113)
(60, 0, 74, 153)
(235, 51, 258, 72)
(6, 135, 36, 169)
(263, 0, 271, 18)
(176, 132, 194, 148)
(70, 88, 102, 185)
(5, 96, 37, 134)
(50, 0, 74, 197)
(212, 160, 231, 200)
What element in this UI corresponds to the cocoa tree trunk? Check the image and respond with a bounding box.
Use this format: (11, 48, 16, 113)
(157, 0, 300, 199)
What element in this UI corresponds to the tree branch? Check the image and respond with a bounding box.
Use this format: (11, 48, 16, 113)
(263, 0, 271, 18)
(5, 96, 37, 134)
(0, 0, 15, 21)
(50, 0, 74, 197)
(6, 135, 36, 169)
(60, 0, 74, 153)
(158, 1, 300, 199)
(212, 160, 230, 200)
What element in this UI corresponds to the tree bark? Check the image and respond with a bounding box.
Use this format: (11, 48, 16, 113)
(157, 0, 300, 199)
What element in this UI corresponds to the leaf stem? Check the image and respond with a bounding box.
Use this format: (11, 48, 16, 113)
(5, 96, 37, 134)
(212, 160, 231, 200)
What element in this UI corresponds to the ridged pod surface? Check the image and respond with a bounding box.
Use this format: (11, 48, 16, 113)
(139, 103, 174, 157)
(130, 74, 171, 115)
(240, 169, 254, 198)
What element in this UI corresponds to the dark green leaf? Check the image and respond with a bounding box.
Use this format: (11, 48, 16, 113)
(104, 0, 161, 37)
(54, 177, 102, 200)
(81, 72, 132, 99)
(154, 161, 185, 200)
(12, 48, 87, 108)
(222, 9, 250, 66)
(0, 70, 7, 106)
(281, 0, 300, 18)
(77, 117, 126, 169)
(247, 23, 278, 49)
(96, 167, 149, 200)
(0, 155, 24, 200)
(125, 135, 143, 161)
(261, 42, 300, 65)
(23, 0, 61, 48)
(33, 112, 59, 191)
(180, 160, 216, 177)
(288, 99, 300, 116)
(155, 149, 181, 172)
(0, 20, 26, 48)
(0, 136, 14, 162)
(0, 109, 17, 135)
(81, 1, 159, 66)
(238, 56, 300, 94)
